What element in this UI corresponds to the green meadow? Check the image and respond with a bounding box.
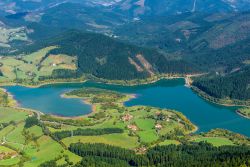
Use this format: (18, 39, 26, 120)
(0, 46, 77, 84)
(62, 133, 139, 149)
(192, 137, 235, 147)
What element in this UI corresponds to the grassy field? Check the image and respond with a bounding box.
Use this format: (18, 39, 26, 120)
(0, 145, 19, 166)
(0, 125, 15, 141)
(138, 131, 158, 143)
(135, 118, 155, 131)
(0, 157, 20, 166)
(192, 137, 235, 147)
(23, 135, 80, 167)
(0, 145, 16, 153)
(0, 46, 77, 83)
(159, 140, 180, 146)
(62, 133, 139, 149)
(6, 122, 26, 145)
(0, 107, 28, 123)
(27, 125, 43, 138)
(0, 107, 81, 167)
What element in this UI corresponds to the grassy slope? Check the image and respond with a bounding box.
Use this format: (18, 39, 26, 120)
(0, 46, 76, 83)
(0, 146, 19, 166)
(62, 133, 139, 149)
(192, 137, 234, 147)
(135, 118, 158, 143)
(23, 135, 80, 167)
(159, 140, 180, 146)
(0, 157, 20, 166)
(0, 107, 28, 123)
(27, 125, 43, 137)
(0, 107, 81, 166)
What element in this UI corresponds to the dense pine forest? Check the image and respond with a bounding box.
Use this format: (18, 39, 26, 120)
(16, 30, 199, 80)
(193, 67, 250, 100)
(39, 142, 250, 167)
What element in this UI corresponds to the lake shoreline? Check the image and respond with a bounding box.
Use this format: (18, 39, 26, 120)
(1, 62, 248, 119)
(236, 110, 250, 119)
(3, 77, 250, 136)
(2, 76, 249, 120)
(60, 92, 137, 119)
(0, 78, 87, 88)
(190, 86, 250, 108)
(0, 73, 202, 88)
(58, 93, 97, 119)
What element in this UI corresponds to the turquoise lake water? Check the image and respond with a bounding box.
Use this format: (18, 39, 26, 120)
(4, 79, 250, 136)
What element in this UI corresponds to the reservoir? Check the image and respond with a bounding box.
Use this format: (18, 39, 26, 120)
(4, 79, 250, 136)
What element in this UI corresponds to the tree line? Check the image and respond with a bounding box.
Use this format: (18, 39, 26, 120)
(66, 142, 250, 167)
(193, 67, 250, 100)
(53, 128, 124, 140)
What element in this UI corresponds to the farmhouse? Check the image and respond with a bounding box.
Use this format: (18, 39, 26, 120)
(122, 114, 133, 122)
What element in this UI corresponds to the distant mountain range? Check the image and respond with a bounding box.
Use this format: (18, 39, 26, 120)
(94, 0, 250, 17)
(1, 0, 250, 16)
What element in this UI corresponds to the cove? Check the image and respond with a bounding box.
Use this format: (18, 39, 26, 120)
(3, 79, 250, 136)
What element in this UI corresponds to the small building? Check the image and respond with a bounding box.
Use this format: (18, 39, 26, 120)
(127, 125, 138, 131)
(155, 123, 162, 130)
(136, 147, 147, 154)
(122, 114, 133, 122)
(155, 111, 161, 116)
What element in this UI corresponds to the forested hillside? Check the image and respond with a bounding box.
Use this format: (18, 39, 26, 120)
(193, 66, 250, 100)
(19, 30, 198, 80)
(39, 142, 250, 167)
(115, 12, 250, 72)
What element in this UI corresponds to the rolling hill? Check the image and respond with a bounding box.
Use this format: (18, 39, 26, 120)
(115, 12, 250, 72)
(14, 30, 198, 80)
(193, 66, 250, 100)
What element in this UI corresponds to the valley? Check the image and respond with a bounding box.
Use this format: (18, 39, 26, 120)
(0, 0, 249, 166)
